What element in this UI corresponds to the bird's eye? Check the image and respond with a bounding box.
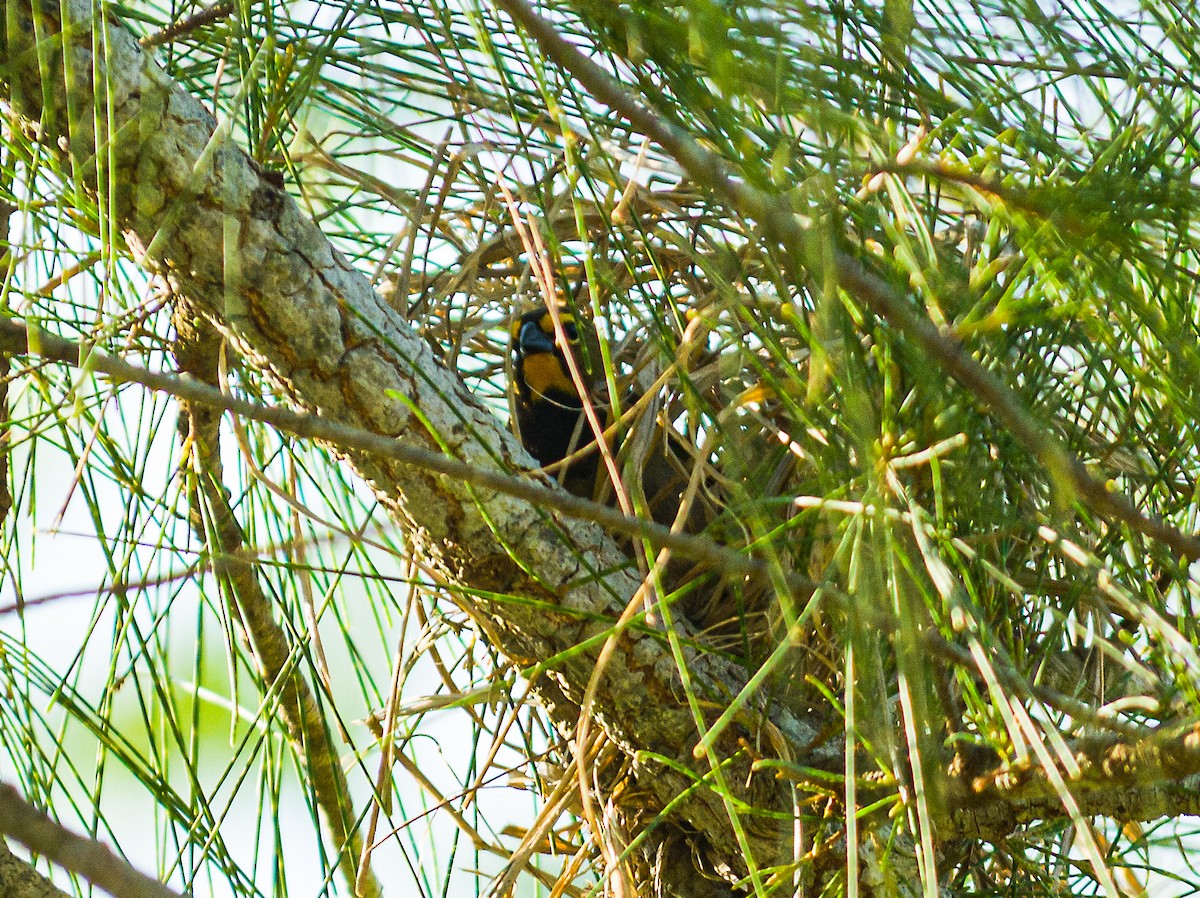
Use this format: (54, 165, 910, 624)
(563, 322, 579, 342)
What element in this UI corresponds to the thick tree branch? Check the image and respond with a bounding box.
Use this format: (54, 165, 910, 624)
(0, 839, 73, 898)
(945, 726, 1200, 838)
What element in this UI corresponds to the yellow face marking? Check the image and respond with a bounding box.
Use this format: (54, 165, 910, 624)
(522, 352, 579, 399)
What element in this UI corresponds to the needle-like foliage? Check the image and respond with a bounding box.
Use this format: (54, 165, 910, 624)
(2, 0, 1200, 896)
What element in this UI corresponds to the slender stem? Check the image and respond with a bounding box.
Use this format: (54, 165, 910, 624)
(0, 315, 813, 587)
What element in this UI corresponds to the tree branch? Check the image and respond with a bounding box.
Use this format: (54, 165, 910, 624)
(0, 784, 181, 898)
(172, 307, 380, 897)
(0, 839, 73, 898)
(946, 726, 1200, 839)
(0, 316, 799, 591)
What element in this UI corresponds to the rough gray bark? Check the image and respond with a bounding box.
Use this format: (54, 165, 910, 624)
(0, 0, 833, 888)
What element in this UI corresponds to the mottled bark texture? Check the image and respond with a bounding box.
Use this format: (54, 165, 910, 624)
(0, 839, 73, 898)
(0, 0, 829, 887)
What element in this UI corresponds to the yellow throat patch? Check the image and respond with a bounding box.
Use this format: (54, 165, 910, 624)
(521, 350, 579, 399)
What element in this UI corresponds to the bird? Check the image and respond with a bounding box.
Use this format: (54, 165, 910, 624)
(509, 304, 781, 654)
(509, 305, 604, 499)
(509, 304, 706, 521)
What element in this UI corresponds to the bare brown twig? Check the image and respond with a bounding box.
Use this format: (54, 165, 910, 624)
(0, 315, 799, 591)
(139, 1, 234, 49)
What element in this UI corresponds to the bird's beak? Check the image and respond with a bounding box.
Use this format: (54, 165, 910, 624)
(518, 319, 557, 355)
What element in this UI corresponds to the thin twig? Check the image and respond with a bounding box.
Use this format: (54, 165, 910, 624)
(0, 316, 806, 590)
(172, 308, 379, 898)
(140, 1, 235, 49)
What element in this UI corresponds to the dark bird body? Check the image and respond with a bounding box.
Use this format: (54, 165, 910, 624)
(509, 305, 713, 529)
(510, 307, 602, 498)
(509, 304, 779, 655)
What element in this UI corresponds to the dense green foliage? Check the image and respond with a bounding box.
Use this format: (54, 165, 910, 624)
(3, 0, 1200, 895)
